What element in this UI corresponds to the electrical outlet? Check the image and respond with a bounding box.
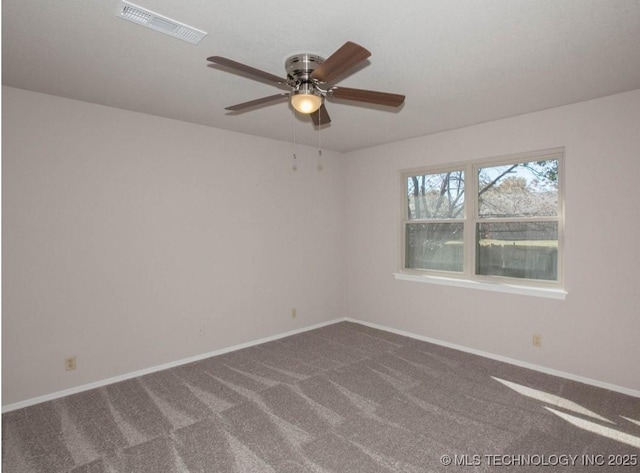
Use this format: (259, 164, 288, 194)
(291, 308, 297, 318)
(532, 334, 542, 348)
(65, 356, 76, 371)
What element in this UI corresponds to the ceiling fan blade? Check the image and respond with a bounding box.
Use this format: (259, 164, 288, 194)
(225, 93, 290, 111)
(310, 104, 331, 126)
(310, 41, 371, 83)
(207, 56, 287, 85)
(330, 86, 405, 107)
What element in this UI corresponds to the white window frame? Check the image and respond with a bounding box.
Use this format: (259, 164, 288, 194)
(397, 148, 565, 299)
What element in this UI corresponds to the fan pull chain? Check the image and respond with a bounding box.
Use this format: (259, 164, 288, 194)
(317, 113, 323, 171)
(292, 110, 298, 171)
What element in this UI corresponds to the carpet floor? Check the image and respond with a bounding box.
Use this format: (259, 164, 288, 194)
(2, 321, 639, 472)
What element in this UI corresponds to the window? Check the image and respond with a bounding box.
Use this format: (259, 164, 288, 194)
(402, 149, 563, 289)
(405, 170, 465, 272)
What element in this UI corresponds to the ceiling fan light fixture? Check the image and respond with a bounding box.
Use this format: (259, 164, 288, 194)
(208, 41, 404, 125)
(291, 92, 322, 114)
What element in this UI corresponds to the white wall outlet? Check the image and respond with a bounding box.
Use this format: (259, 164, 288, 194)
(65, 355, 77, 371)
(291, 308, 297, 318)
(532, 334, 542, 348)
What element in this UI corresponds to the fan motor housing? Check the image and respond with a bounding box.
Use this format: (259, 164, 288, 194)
(285, 54, 324, 83)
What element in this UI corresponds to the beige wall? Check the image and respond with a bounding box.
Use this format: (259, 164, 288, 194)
(4, 86, 640, 406)
(2, 87, 347, 405)
(345, 89, 640, 392)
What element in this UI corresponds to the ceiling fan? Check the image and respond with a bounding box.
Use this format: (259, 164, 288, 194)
(206, 41, 405, 126)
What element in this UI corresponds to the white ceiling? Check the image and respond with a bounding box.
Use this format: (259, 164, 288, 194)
(3, 0, 640, 152)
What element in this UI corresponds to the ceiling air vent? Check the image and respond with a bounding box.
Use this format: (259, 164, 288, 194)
(117, 1, 207, 44)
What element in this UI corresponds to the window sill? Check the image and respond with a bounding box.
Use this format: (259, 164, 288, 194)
(393, 272, 567, 300)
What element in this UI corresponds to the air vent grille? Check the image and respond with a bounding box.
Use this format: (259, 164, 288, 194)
(117, 1, 207, 44)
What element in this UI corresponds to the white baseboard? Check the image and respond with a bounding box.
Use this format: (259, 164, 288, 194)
(345, 318, 640, 399)
(4, 316, 637, 412)
(1, 318, 348, 413)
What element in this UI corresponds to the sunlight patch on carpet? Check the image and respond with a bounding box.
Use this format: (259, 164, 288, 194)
(620, 416, 640, 428)
(546, 407, 640, 449)
(492, 377, 613, 423)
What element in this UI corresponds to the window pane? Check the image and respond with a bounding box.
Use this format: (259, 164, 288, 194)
(478, 159, 558, 218)
(476, 222, 558, 280)
(407, 171, 464, 220)
(406, 223, 463, 272)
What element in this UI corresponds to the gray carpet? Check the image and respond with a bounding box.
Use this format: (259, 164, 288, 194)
(3, 322, 640, 472)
